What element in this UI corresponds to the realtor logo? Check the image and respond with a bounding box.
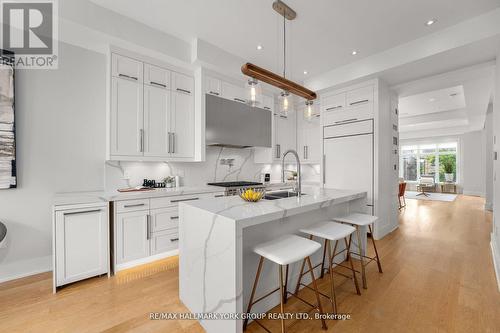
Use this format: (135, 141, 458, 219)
(0, 0, 58, 69)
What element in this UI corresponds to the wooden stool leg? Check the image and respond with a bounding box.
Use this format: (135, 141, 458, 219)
(243, 256, 264, 331)
(306, 257, 327, 330)
(294, 235, 313, 295)
(346, 235, 361, 295)
(355, 226, 367, 289)
(278, 264, 286, 333)
(320, 238, 328, 278)
(369, 224, 383, 273)
(283, 264, 289, 304)
(326, 239, 338, 314)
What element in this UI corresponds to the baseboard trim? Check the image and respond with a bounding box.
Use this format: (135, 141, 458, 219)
(462, 190, 485, 197)
(490, 234, 500, 293)
(485, 202, 493, 211)
(115, 249, 179, 272)
(0, 255, 52, 284)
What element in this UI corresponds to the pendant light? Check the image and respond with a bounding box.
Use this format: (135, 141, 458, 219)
(305, 100, 313, 120)
(246, 78, 262, 107)
(279, 7, 290, 116)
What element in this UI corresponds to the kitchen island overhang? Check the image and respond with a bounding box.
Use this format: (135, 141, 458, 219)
(179, 187, 367, 333)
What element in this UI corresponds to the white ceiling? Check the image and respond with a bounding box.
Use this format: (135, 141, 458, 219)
(90, 0, 500, 81)
(399, 86, 465, 117)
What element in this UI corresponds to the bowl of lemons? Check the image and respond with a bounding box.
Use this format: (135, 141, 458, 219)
(239, 188, 265, 202)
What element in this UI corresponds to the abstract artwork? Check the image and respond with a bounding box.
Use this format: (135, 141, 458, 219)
(0, 50, 16, 189)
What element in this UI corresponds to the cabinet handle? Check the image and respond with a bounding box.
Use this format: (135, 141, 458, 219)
(334, 118, 358, 124)
(167, 132, 171, 153)
(172, 133, 176, 154)
(150, 81, 166, 88)
(170, 216, 179, 220)
(323, 155, 326, 184)
(118, 73, 138, 81)
(279, 115, 288, 119)
(264, 106, 271, 110)
(349, 99, 369, 106)
(209, 91, 220, 96)
(176, 88, 191, 94)
(234, 98, 246, 103)
(170, 238, 179, 242)
(171, 197, 199, 203)
(326, 105, 343, 111)
(214, 194, 225, 198)
(124, 203, 145, 208)
(276, 144, 281, 159)
(63, 209, 102, 216)
(303, 146, 307, 160)
(146, 215, 151, 240)
(140, 129, 144, 152)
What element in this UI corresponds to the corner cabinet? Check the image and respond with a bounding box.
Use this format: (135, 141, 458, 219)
(109, 53, 195, 161)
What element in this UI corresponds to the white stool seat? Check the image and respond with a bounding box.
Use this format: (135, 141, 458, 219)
(333, 213, 378, 226)
(253, 234, 321, 265)
(300, 221, 355, 241)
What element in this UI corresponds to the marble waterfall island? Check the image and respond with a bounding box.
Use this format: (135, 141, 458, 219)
(179, 187, 366, 333)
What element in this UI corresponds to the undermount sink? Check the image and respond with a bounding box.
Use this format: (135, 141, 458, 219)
(263, 191, 306, 200)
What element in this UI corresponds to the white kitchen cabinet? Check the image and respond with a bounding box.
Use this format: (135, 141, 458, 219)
(144, 64, 170, 89)
(53, 203, 109, 292)
(173, 72, 194, 95)
(115, 210, 150, 265)
(275, 111, 296, 161)
(111, 54, 143, 82)
(171, 89, 195, 158)
(221, 81, 247, 104)
(151, 230, 179, 255)
(205, 76, 221, 96)
(346, 85, 373, 107)
(297, 108, 321, 164)
(322, 93, 345, 112)
(110, 77, 144, 157)
(150, 207, 178, 232)
(144, 85, 171, 157)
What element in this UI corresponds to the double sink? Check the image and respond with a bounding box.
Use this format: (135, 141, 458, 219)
(263, 190, 306, 200)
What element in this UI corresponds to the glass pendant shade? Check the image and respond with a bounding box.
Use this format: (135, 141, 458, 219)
(279, 91, 291, 116)
(246, 78, 262, 106)
(304, 100, 313, 120)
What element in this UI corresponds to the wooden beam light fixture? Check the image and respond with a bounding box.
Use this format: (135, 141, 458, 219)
(241, 63, 317, 101)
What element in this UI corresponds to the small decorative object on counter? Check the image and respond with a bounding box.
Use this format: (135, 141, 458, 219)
(163, 176, 175, 188)
(238, 188, 265, 202)
(175, 175, 180, 188)
(142, 179, 166, 188)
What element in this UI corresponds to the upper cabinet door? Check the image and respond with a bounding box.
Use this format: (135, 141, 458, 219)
(111, 54, 143, 83)
(171, 90, 194, 158)
(262, 95, 274, 112)
(221, 81, 247, 104)
(144, 64, 170, 89)
(144, 85, 171, 157)
(172, 72, 194, 96)
(322, 93, 346, 112)
(205, 76, 221, 96)
(110, 77, 144, 156)
(346, 85, 373, 107)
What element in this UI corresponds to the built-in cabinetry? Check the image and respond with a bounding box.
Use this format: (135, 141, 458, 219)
(321, 79, 398, 239)
(53, 202, 109, 293)
(113, 191, 224, 271)
(297, 104, 321, 164)
(109, 53, 195, 161)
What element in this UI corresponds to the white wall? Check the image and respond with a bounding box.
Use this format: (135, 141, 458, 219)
(485, 107, 494, 210)
(462, 130, 487, 197)
(492, 46, 500, 291)
(0, 42, 107, 282)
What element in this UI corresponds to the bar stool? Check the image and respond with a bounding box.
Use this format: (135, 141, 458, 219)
(333, 213, 383, 289)
(294, 221, 361, 314)
(243, 234, 327, 333)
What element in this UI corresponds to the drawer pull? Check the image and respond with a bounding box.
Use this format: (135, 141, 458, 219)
(170, 197, 199, 203)
(170, 216, 179, 220)
(209, 91, 220, 96)
(123, 203, 146, 208)
(176, 88, 191, 94)
(264, 106, 271, 110)
(64, 209, 102, 216)
(234, 98, 246, 103)
(326, 105, 343, 111)
(349, 99, 369, 106)
(214, 194, 225, 198)
(170, 238, 179, 242)
(118, 73, 138, 81)
(150, 81, 167, 88)
(334, 118, 358, 124)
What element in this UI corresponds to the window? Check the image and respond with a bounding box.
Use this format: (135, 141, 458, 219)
(399, 142, 458, 183)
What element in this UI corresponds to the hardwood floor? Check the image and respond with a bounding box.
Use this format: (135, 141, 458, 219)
(1, 195, 499, 332)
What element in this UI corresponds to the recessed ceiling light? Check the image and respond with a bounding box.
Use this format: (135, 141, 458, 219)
(303, 70, 308, 75)
(426, 19, 436, 26)
(429, 98, 436, 102)
(256, 45, 263, 50)
(351, 50, 358, 55)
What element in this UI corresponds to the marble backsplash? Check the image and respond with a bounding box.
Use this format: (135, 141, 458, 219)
(105, 147, 321, 190)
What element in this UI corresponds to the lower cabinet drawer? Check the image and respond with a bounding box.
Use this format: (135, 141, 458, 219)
(322, 103, 373, 127)
(150, 207, 179, 232)
(151, 230, 179, 255)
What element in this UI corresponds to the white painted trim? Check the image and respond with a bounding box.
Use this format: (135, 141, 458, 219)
(0, 256, 52, 284)
(115, 249, 179, 272)
(490, 234, 500, 292)
(462, 190, 485, 197)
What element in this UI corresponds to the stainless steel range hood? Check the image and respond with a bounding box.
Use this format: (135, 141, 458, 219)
(206, 94, 272, 148)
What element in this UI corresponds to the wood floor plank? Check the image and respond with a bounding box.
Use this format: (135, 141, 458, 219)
(0, 196, 498, 332)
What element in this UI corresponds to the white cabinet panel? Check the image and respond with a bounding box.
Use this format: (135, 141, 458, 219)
(151, 230, 179, 255)
(205, 76, 221, 96)
(346, 85, 373, 107)
(297, 110, 321, 163)
(221, 81, 247, 104)
(171, 91, 194, 158)
(322, 93, 345, 112)
(112, 54, 143, 82)
(275, 112, 296, 161)
(173, 72, 194, 95)
(115, 210, 150, 264)
(110, 77, 144, 156)
(262, 95, 274, 112)
(54, 205, 108, 289)
(144, 85, 171, 157)
(144, 64, 170, 89)
(151, 207, 179, 232)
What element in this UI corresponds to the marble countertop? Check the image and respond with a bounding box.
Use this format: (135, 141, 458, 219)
(179, 187, 366, 228)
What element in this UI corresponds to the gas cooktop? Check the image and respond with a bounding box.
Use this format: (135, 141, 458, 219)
(207, 181, 263, 188)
